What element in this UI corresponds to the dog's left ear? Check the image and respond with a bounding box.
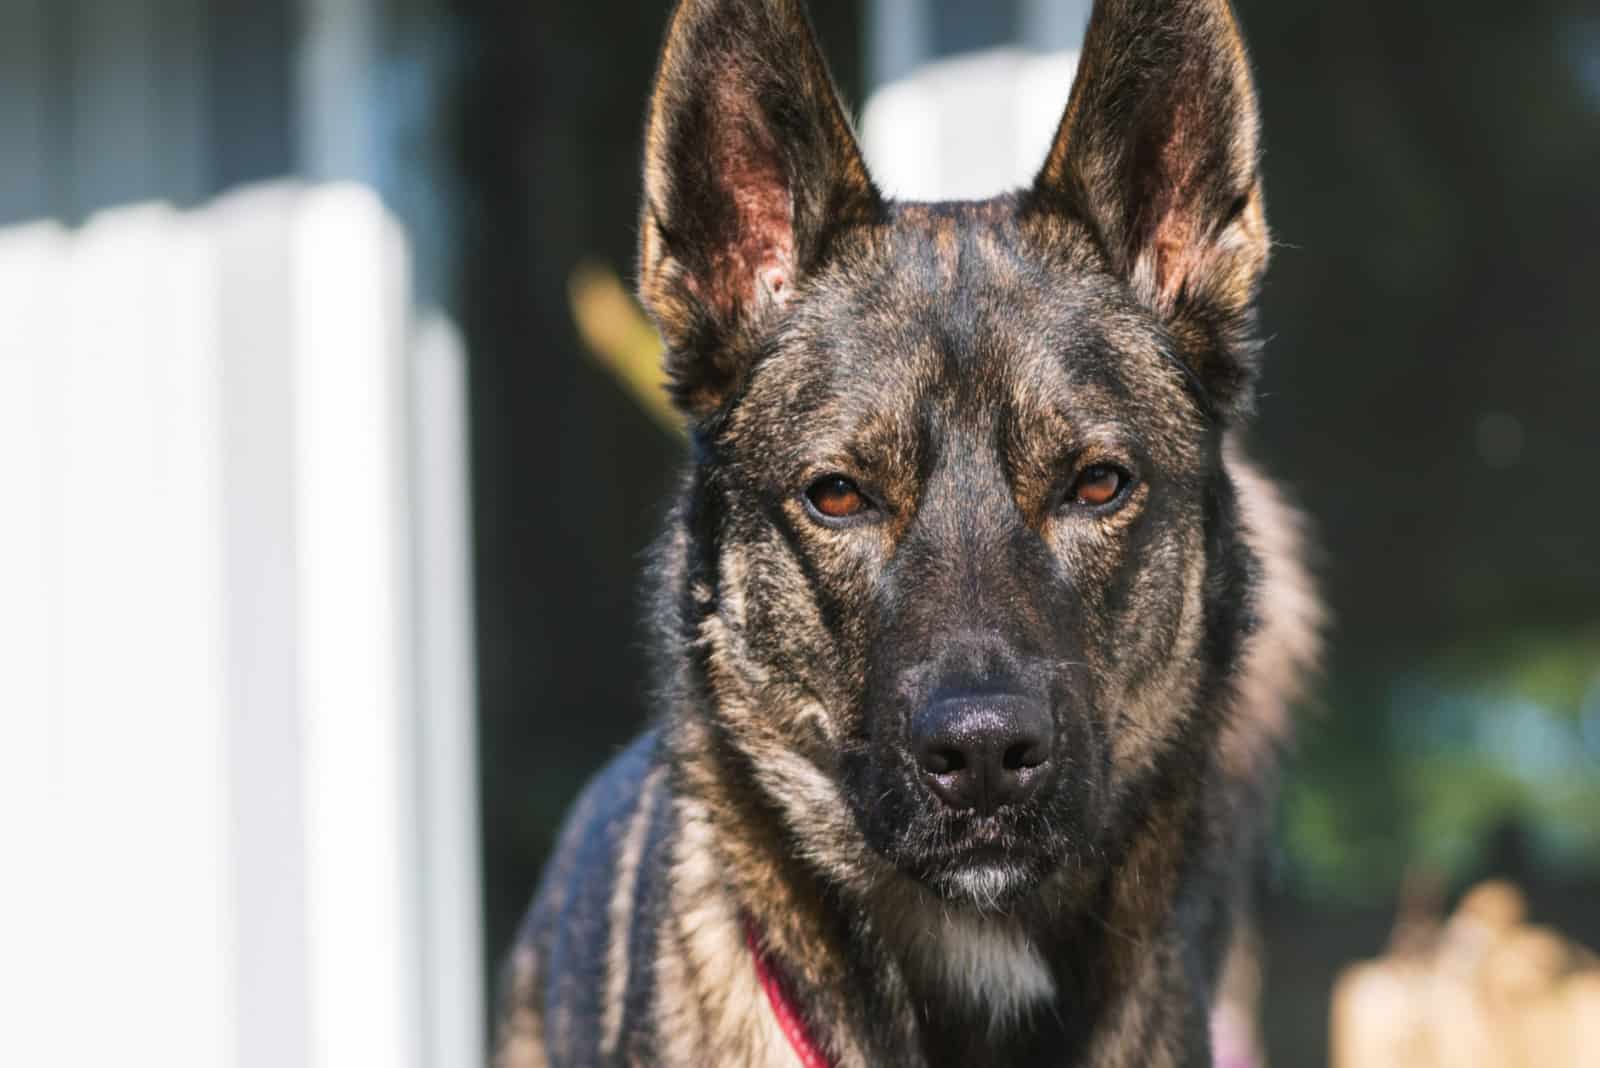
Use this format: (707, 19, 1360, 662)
(1031, 0, 1268, 419)
(638, 0, 880, 420)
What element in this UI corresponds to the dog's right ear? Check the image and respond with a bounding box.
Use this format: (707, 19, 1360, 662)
(638, 0, 880, 420)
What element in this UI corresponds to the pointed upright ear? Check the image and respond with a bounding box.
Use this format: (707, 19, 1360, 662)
(1032, 0, 1268, 419)
(637, 0, 880, 419)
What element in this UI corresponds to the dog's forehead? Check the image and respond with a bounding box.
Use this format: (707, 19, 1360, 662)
(763, 199, 1200, 446)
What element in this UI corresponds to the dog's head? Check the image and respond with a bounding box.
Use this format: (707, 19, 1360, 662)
(642, 0, 1268, 909)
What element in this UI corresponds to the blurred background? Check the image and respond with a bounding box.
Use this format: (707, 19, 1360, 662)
(2, 1, 1596, 1066)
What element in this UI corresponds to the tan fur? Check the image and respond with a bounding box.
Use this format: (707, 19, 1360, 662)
(496, 946, 549, 1068)
(656, 796, 809, 1067)
(1082, 795, 1197, 1068)
(600, 766, 668, 1058)
(1225, 439, 1325, 780)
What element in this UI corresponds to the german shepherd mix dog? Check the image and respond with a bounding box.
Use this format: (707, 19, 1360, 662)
(499, 0, 1321, 1064)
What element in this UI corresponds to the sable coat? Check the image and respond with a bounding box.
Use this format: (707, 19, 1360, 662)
(498, 1, 1322, 1065)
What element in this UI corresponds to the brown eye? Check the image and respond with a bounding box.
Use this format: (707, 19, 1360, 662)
(1069, 464, 1129, 509)
(805, 475, 870, 521)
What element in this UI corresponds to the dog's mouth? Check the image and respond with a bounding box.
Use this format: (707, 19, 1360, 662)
(895, 809, 1063, 909)
(841, 737, 1082, 910)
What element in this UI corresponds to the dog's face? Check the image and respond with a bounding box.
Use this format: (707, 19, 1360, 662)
(641, 0, 1267, 909)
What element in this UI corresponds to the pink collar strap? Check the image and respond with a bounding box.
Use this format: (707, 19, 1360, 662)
(744, 918, 834, 1068)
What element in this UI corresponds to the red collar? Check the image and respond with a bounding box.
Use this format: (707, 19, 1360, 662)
(745, 918, 834, 1068)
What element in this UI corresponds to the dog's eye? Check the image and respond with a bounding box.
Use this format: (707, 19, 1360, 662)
(1068, 464, 1129, 509)
(805, 475, 871, 521)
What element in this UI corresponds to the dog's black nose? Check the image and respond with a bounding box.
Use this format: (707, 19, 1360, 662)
(911, 694, 1053, 814)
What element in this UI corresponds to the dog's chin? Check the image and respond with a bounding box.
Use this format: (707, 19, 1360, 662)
(908, 847, 1050, 911)
(922, 861, 1036, 910)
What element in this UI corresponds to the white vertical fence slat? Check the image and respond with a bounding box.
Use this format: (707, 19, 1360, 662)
(212, 183, 314, 1068)
(292, 185, 425, 1068)
(0, 203, 236, 1067)
(0, 183, 482, 1068)
(411, 311, 488, 1068)
(55, 204, 232, 1067)
(0, 220, 71, 1067)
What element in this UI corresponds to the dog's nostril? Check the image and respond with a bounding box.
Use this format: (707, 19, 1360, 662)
(1002, 742, 1043, 771)
(924, 747, 965, 775)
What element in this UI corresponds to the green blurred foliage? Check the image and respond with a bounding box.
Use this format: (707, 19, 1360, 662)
(1282, 634, 1600, 903)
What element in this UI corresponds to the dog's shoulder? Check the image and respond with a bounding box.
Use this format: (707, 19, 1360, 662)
(497, 729, 675, 1068)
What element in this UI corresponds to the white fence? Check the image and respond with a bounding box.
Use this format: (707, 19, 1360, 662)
(0, 183, 483, 1068)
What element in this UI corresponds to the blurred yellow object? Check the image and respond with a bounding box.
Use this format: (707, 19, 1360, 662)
(1331, 880, 1600, 1068)
(568, 261, 681, 434)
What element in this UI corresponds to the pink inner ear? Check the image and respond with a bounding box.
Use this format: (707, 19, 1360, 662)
(722, 159, 795, 314)
(1134, 87, 1213, 309)
(699, 86, 798, 321)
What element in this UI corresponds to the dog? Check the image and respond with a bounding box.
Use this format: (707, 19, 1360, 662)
(497, 0, 1321, 1064)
